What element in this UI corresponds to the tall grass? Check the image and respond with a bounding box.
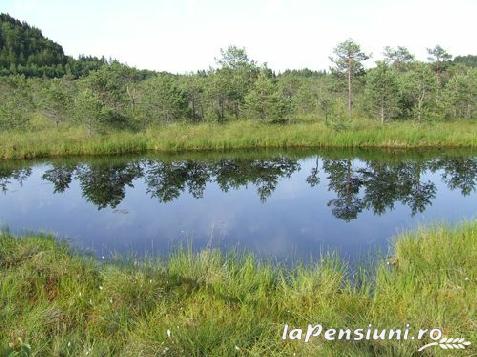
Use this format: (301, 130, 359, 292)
(1, 222, 476, 355)
(1, 119, 477, 159)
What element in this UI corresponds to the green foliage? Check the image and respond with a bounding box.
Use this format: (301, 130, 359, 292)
(1, 121, 477, 160)
(427, 45, 453, 82)
(443, 69, 477, 119)
(245, 71, 291, 122)
(137, 74, 188, 127)
(0, 13, 109, 79)
(73, 88, 104, 134)
(365, 61, 400, 123)
(207, 46, 260, 121)
(427, 45, 453, 63)
(79, 62, 139, 129)
(330, 39, 370, 116)
(330, 39, 369, 78)
(383, 46, 415, 71)
(0, 76, 32, 130)
(37, 78, 73, 127)
(399, 62, 438, 120)
(453, 55, 477, 68)
(179, 74, 206, 121)
(216, 45, 256, 70)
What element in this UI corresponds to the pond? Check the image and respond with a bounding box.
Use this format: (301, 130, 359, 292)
(1, 148, 476, 265)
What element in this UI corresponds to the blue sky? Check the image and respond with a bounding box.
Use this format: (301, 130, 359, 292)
(2, 0, 476, 73)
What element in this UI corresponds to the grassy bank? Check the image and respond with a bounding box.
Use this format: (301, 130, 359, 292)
(1, 223, 476, 356)
(1, 119, 477, 159)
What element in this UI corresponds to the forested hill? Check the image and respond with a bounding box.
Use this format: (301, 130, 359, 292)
(0, 13, 66, 76)
(0, 13, 106, 78)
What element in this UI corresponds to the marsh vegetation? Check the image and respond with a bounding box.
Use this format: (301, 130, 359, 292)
(1, 222, 476, 355)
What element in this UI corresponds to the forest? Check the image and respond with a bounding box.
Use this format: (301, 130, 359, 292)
(1, 13, 477, 134)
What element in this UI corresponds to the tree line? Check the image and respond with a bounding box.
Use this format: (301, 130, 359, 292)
(0, 14, 476, 131)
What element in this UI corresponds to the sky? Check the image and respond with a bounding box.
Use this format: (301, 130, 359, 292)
(2, 0, 476, 73)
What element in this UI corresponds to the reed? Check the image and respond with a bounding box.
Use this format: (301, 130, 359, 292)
(1, 119, 477, 160)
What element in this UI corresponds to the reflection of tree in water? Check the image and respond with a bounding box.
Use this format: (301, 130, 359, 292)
(0, 166, 31, 193)
(3, 155, 477, 215)
(42, 161, 146, 208)
(42, 164, 76, 193)
(430, 158, 477, 196)
(39, 158, 300, 208)
(322, 158, 438, 220)
(75, 162, 143, 209)
(214, 158, 300, 201)
(306, 158, 320, 187)
(359, 161, 436, 216)
(144, 161, 210, 202)
(144, 158, 300, 203)
(358, 161, 400, 215)
(324, 159, 364, 221)
(394, 162, 436, 215)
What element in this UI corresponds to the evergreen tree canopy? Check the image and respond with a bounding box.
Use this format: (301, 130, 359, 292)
(0, 13, 109, 78)
(0, 13, 66, 76)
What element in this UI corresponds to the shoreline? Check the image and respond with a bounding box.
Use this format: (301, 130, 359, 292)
(1, 222, 476, 355)
(1, 120, 477, 160)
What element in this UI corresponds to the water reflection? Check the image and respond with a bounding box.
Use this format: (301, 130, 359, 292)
(0, 165, 31, 193)
(2, 154, 477, 220)
(38, 157, 301, 208)
(1, 150, 477, 262)
(432, 158, 477, 195)
(323, 159, 437, 221)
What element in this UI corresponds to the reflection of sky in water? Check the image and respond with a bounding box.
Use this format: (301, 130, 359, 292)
(1, 154, 476, 265)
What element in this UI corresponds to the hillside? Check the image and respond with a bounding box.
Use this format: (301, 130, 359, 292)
(0, 13, 67, 76)
(0, 13, 106, 78)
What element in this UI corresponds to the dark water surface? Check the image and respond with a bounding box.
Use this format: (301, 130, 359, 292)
(1, 149, 476, 264)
